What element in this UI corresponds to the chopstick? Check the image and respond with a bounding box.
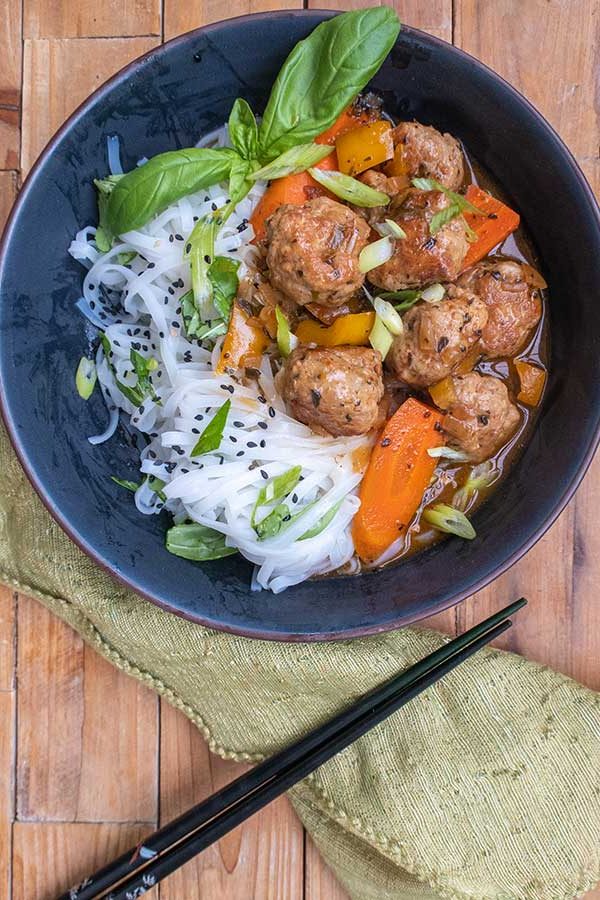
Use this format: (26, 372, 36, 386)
(59, 598, 525, 900)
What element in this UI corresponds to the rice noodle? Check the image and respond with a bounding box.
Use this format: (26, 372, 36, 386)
(69, 129, 369, 592)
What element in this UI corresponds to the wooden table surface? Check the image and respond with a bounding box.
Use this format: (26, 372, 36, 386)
(0, 1, 598, 897)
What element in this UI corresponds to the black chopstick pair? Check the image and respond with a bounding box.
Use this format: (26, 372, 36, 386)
(59, 598, 526, 900)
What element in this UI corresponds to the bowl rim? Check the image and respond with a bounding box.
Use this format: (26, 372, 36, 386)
(2, 9, 600, 641)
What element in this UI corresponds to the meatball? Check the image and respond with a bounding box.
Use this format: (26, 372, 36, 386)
(442, 373, 520, 462)
(391, 121, 464, 191)
(265, 197, 371, 309)
(387, 288, 488, 388)
(367, 189, 469, 290)
(354, 170, 408, 225)
(458, 259, 542, 357)
(280, 346, 384, 437)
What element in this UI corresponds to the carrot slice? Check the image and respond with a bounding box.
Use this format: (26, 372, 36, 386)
(461, 185, 521, 270)
(353, 398, 444, 563)
(249, 107, 371, 242)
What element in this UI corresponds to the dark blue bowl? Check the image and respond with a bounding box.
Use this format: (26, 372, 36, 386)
(1, 11, 600, 640)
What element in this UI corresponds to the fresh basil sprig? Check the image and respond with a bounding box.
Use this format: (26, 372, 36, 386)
(165, 522, 237, 561)
(191, 399, 231, 457)
(228, 98, 259, 160)
(258, 8, 401, 159)
(209, 257, 240, 321)
(106, 148, 237, 235)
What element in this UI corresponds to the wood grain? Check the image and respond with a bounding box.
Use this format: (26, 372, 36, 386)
(306, 0, 452, 41)
(0, 585, 16, 691)
(23, 0, 161, 39)
(305, 834, 352, 900)
(159, 699, 304, 899)
(17, 595, 158, 822)
(12, 822, 150, 900)
(21, 36, 159, 173)
(0, 691, 15, 900)
(0, 0, 22, 169)
(164, 0, 302, 43)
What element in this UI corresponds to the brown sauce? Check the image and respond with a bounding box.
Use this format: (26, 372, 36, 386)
(365, 154, 550, 569)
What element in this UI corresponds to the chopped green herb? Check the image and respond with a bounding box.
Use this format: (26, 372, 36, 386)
(411, 177, 485, 235)
(275, 306, 298, 358)
(251, 466, 302, 528)
(191, 399, 231, 457)
(423, 503, 476, 540)
(208, 256, 240, 321)
(299, 500, 342, 540)
(75, 356, 97, 400)
(111, 477, 139, 493)
(165, 522, 237, 561)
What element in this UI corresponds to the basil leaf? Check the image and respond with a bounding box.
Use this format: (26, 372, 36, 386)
(251, 143, 333, 181)
(106, 147, 238, 235)
(111, 476, 139, 492)
(430, 201, 462, 234)
(186, 217, 219, 319)
(258, 8, 401, 159)
(228, 155, 254, 206)
(191, 399, 231, 457)
(165, 523, 237, 561)
(228, 98, 259, 160)
(94, 177, 122, 251)
(208, 257, 240, 321)
(308, 167, 389, 207)
(299, 499, 342, 540)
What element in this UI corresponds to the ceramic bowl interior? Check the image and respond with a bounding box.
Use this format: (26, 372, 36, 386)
(1, 11, 600, 639)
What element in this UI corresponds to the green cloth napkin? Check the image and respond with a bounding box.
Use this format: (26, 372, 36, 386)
(1, 421, 599, 900)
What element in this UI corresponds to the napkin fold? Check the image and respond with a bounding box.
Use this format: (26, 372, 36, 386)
(1, 423, 598, 900)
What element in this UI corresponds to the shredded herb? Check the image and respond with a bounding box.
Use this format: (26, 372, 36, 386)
(190, 399, 231, 457)
(411, 177, 485, 235)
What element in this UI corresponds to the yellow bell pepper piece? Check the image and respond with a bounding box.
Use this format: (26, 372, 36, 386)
(296, 312, 376, 347)
(385, 143, 410, 177)
(217, 303, 269, 373)
(335, 121, 394, 177)
(429, 376, 457, 411)
(515, 360, 546, 406)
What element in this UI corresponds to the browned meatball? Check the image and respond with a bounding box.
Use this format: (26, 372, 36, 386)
(442, 373, 520, 462)
(367, 189, 469, 290)
(355, 170, 408, 225)
(391, 121, 464, 191)
(458, 259, 542, 358)
(280, 346, 384, 437)
(265, 197, 371, 309)
(387, 288, 488, 388)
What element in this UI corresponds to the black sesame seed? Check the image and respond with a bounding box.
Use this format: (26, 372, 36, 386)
(233, 421, 244, 428)
(268, 406, 276, 418)
(381, 437, 391, 447)
(219, 456, 224, 465)
(114, 340, 121, 347)
(131, 342, 141, 350)
(126, 329, 133, 336)
(169, 234, 174, 243)
(236, 450, 244, 457)
(172, 321, 180, 328)
(291, 493, 298, 503)
(247, 441, 257, 448)
(133, 328, 141, 335)
(89, 300, 96, 310)
(259, 439, 266, 448)
(229, 435, 237, 443)
(139, 404, 145, 414)
(181, 468, 189, 474)
(257, 421, 268, 430)
(185, 243, 192, 254)
(211, 202, 218, 211)
(260, 469, 269, 479)
(168, 287, 175, 295)
(195, 414, 204, 421)
(89, 283, 95, 290)
(204, 254, 212, 264)
(148, 450, 157, 459)
(175, 233, 184, 241)
(147, 262, 155, 269)
(257, 395, 266, 403)
(159, 332, 165, 339)
(192, 428, 200, 434)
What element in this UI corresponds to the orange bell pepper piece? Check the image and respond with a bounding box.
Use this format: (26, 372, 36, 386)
(216, 302, 269, 374)
(461, 185, 521, 270)
(353, 398, 444, 563)
(296, 312, 375, 347)
(515, 360, 546, 406)
(249, 107, 370, 242)
(335, 120, 394, 177)
(428, 376, 457, 411)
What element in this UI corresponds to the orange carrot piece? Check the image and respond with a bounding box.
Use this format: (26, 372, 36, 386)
(216, 302, 269, 374)
(461, 185, 521, 270)
(353, 398, 444, 563)
(515, 359, 546, 406)
(249, 107, 371, 242)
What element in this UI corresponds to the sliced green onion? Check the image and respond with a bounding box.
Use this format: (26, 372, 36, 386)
(75, 356, 97, 400)
(307, 167, 390, 208)
(423, 503, 476, 540)
(111, 476, 139, 493)
(373, 218, 407, 239)
(369, 315, 394, 360)
(275, 306, 298, 358)
(454, 460, 497, 511)
(191, 399, 231, 457)
(420, 283, 445, 303)
(166, 523, 237, 561)
(427, 446, 470, 462)
(299, 500, 343, 540)
(251, 143, 333, 181)
(373, 296, 403, 336)
(359, 236, 394, 273)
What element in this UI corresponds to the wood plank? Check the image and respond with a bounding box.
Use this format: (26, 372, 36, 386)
(305, 834, 351, 900)
(12, 822, 150, 900)
(164, 0, 303, 43)
(0, 691, 15, 900)
(454, 0, 598, 159)
(159, 699, 304, 899)
(0, 0, 22, 169)
(306, 0, 452, 41)
(21, 36, 159, 174)
(23, 0, 161, 40)
(0, 585, 16, 691)
(17, 594, 158, 822)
